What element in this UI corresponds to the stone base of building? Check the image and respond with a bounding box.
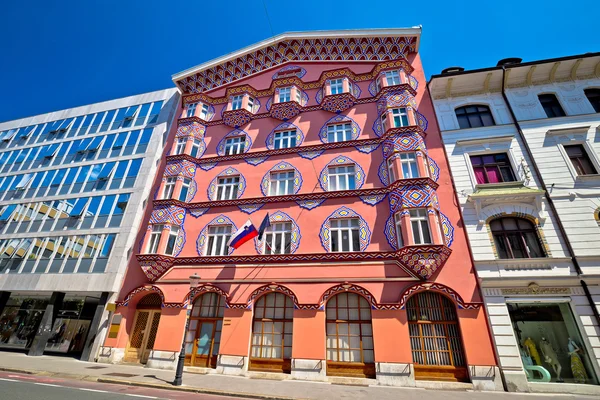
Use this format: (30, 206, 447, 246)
(146, 350, 178, 370)
(96, 346, 125, 364)
(375, 362, 415, 387)
(503, 369, 600, 395)
(468, 365, 503, 391)
(216, 355, 248, 376)
(290, 358, 327, 381)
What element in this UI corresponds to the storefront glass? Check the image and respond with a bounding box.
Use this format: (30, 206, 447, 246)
(0, 296, 48, 349)
(45, 297, 98, 354)
(508, 302, 598, 385)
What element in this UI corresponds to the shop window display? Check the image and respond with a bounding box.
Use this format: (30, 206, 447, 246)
(508, 302, 597, 385)
(0, 297, 48, 349)
(44, 297, 98, 354)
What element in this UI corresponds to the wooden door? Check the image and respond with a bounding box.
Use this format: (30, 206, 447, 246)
(184, 293, 225, 368)
(124, 310, 161, 364)
(189, 321, 217, 368)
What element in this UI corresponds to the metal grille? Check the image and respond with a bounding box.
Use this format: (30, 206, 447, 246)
(145, 312, 161, 350)
(407, 292, 465, 367)
(129, 311, 149, 349)
(137, 293, 162, 309)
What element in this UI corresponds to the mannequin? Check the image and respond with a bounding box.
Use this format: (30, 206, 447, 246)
(568, 338, 587, 383)
(539, 337, 563, 382)
(524, 337, 542, 365)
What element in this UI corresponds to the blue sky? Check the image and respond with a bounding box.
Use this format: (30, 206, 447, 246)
(1, 0, 598, 123)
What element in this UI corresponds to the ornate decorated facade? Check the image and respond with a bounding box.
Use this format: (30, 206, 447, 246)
(99, 29, 500, 390)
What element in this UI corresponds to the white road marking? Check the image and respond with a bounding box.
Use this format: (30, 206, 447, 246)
(0, 377, 19, 382)
(124, 394, 159, 399)
(79, 388, 109, 393)
(33, 382, 63, 387)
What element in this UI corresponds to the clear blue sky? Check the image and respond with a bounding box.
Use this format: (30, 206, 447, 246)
(1, 0, 598, 123)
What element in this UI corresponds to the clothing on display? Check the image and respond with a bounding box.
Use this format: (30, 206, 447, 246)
(523, 337, 542, 366)
(568, 338, 588, 384)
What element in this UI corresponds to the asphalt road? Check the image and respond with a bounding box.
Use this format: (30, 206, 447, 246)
(0, 372, 240, 400)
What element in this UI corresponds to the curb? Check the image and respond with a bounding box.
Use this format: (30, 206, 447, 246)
(0, 366, 298, 400)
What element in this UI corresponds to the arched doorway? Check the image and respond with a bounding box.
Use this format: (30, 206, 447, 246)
(124, 293, 162, 364)
(184, 292, 225, 368)
(249, 292, 293, 373)
(407, 291, 468, 382)
(325, 292, 375, 378)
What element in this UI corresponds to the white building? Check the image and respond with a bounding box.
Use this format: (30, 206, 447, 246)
(429, 53, 600, 395)
(0, 88, 180, 361)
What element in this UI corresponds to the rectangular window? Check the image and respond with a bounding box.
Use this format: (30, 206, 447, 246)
(264, 222, 292, 254)
(175, 138, 187, 154)
(247, 97, 255, 112)
(410, 209, 432, 245)
(394, 213, 404, 248)
(470, 153, 516, 184)
(163, 177, 176, 199)
(564, 144, 598, 175)
(190, 139, 202, 158)
(327, 123, 353, 143)
(164, 227, 179, 256)
(179, 178, 191, 202)
(231, 95, 243, 110)
(399, 152, 419, 179)
(328, 165, 356, 191)
(186, 102, 198, 118)
(147, 225, 163, 253)
(273, 130, 297, 149)
(216, 176, 239, 200)
(206, 225, 232, 256)
(391, 108, 409, 127)
(279, 87, 292, 102)
(387, 157, 396, 182)
(199, 104, 210, 120)
(330, 79, 344, 95)
(269, 171, 295, 196)
(224, 136, 245, 155)
(385, 70, 401, 86)
(330, 218, 360, 252)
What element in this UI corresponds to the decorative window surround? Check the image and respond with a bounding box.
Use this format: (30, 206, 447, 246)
(468, 189, 546, 225)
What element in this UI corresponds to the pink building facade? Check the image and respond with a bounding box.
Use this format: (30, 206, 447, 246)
(99, 29, 501, 390)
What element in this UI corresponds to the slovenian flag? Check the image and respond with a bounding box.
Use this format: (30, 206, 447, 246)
(227, 219, 258, 249)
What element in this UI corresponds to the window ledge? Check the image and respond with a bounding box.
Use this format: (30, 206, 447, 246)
(475, 181, 525, 190)
(575, 173, 600, 181)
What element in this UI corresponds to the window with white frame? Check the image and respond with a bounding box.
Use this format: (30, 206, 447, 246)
(399, 153, 419, 179)
(330, 218, 360, 252)
(179, 178, 192, 202)
(391, 108, 409, 127)
(269, 171, 295, 195)
(147, 225, 163, 253)
(216, 176, 240, 200)
(295, 88, 302, 102)
(273, 130, 297, 149)
(327, 123, 353, 143)
(190, 139, 202, 158)
(394, 213, 404, 248)
(162, 177, 176, 199)
(199, 104, 210, 120)
(410, 209, 431, 245)
(231, 95, 243, 110)
(224, 136, 245, 155)
(385, 70, 401, 86)
(387, 158, 396, 182)
(328, 165, 356, 191)
(206, 225, 232, 256)
(186, 102, 198, 117)
(279, 87, 292, 102)
(247, 96, 255, 112)
(175, 138, 187, 154)
(164, 226, 179, 256)
(330, 79, 344, 95)
(263, 222, 292, 254)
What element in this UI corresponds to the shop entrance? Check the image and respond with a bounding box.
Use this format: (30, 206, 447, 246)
(124, 293, 161, 364)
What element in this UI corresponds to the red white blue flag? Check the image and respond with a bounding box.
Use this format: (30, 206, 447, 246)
(227, 219, 258, 249)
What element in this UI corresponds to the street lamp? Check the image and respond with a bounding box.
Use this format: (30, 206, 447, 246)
(173, 273, 201, 386)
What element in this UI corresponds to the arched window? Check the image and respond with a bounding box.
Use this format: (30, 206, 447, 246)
(326, 292, 375, 378)
(490, 217, 545, 259)
(455, 105, 495, 129)
(584, 88, 600, 113)
(538, 94, 565, 118)
(407, 291, 467, 382)
(185, 292, 225, 368)
(250, 292, 293, 373)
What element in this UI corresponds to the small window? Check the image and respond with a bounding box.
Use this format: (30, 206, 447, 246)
(224, 136, 245, 155)
(584, 89, 600, 113)
(231, 95, 243, 111)
(273, 130, 297, 149)
(564, 144, 598, 176)
(410, 209, 431, 245)
(190, 139, 202, 158)
(399, 153, 419, 179)
(328, 165, 356, 191)
(216, 176, 239, 200)
(264, 222, 293, 254)
(538, 94, 565, 118)
(387, 158, 396, 182)
(247, 97, 255, 112)
(179, 178, 192, 202)
(163, 177, 176, 199)
(175, 138, 187, 154)
(455, 105, 495, 129)
(270, 171, 295, 196)
(186, 102, 198, 118)
(206, 225, 232, 256)
(199, 104, 210, 120)
(394, 213, 404, 248)
(391, 108, 409, 128)
(329, 79, 344, 95)
(279, 87, 292, 103)
(470, 153, 516, 184)
(164, 227, 179, 256)
(490, 217, 545, 259)
(327, 123, 353, 143)
(385, 70, 401, 86)
(147, 225, 163, 253)
(330, 218, 360, 252)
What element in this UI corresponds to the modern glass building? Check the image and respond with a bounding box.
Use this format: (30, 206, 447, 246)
(0, 88, 180, 360)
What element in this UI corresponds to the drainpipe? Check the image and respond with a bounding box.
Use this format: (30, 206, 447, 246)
(500, 66, 600, 328)
(425, 81, 505, 390)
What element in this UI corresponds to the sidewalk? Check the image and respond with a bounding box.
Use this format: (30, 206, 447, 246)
(0, 351, 594, 400)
